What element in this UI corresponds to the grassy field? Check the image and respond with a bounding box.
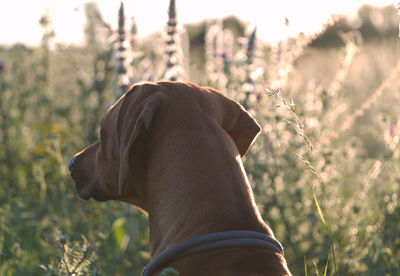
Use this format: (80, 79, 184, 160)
(0, 2, 400, 275)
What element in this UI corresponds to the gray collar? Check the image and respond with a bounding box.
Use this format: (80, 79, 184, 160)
(142, 230, 284, 276)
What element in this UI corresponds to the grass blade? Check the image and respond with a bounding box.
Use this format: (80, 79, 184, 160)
(312, 185, 331, 236)
(324, 256, 329, 276)
(304, 256, 308, 276)
(312, 185, 337, 275)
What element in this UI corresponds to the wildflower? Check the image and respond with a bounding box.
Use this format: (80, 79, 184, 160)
(0, 60, 5, 72)
(130, 16, 138, 47)
(256, 93, 262, 102)
(390, 125, 397, 135)
(246, 27, 257, 64)
(220, 51, 227, 60)
(162, 0, 186, 81)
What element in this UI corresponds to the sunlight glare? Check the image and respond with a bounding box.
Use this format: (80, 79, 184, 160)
(0, 0, 396, 46)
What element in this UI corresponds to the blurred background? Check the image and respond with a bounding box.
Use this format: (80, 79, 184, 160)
(0, 0, 399, 275)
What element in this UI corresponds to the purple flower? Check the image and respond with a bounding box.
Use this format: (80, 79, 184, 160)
(390, 125, 397, 135)
(0, 60, 5, 71)
(220, 51, 227, 59)
(130, 37, 137, 47)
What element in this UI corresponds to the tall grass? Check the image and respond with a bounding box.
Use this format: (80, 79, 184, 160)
(0, 1, 399, 275)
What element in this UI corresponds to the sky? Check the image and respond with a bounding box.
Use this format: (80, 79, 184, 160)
(0, 0, 396, 46)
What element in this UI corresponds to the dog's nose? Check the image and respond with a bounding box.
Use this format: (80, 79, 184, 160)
(68, 156, 77, 172)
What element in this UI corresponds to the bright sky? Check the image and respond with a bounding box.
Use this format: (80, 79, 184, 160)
(0, 0, 395, 46)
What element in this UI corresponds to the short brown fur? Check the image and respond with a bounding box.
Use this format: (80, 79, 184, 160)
(70, 82, 291, 275)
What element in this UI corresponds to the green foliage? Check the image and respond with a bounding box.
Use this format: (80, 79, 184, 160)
(0, 3, 399, 276)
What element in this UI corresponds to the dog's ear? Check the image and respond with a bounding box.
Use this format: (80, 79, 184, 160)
(217, 94, 261, 157)
(117, 89, 166, 201)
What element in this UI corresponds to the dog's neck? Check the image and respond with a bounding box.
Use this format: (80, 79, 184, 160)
(145, 127, 272, 258)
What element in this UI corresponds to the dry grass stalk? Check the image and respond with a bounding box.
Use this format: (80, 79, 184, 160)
(339, 59, 400, 133)
(327, 32, 359, 98)
(268, 15, 341, 91)
(266, 88, 313, 151)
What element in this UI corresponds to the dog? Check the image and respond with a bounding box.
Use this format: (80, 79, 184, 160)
(69, 82, 291, 275)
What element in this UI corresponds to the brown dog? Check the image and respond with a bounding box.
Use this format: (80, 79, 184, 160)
(69, 82, 291, 275)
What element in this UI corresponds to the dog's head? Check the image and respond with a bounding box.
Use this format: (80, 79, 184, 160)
(69, 82, 260, 211)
